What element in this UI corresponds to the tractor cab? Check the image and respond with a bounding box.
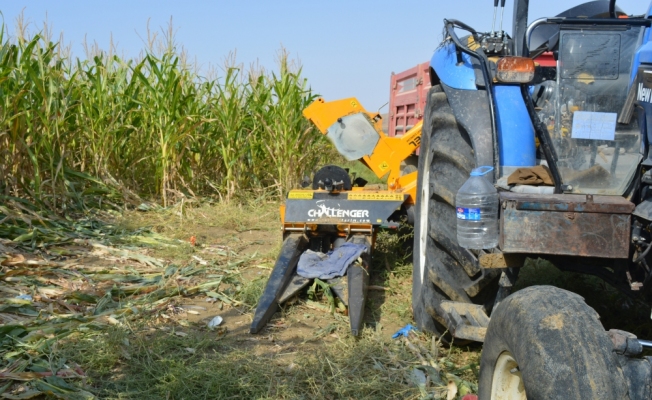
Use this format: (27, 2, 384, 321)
(527, 9, 646, 195)
(411, 0, 652, 346)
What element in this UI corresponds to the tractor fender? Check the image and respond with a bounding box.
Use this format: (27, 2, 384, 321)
(430, 41, 477, 91)
(440, 83, 495, 172)
(438, 84, 537, 175)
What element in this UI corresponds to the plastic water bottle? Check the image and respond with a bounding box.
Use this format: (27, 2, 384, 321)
(456, 166, 499, 249)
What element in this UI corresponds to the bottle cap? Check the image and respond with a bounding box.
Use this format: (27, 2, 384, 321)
(470, 166, 494, 176)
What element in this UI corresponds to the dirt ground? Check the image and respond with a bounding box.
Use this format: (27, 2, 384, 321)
(1, 200, 460, 399)
(4, 199, 652, 398)
(131, 201, 413, 351)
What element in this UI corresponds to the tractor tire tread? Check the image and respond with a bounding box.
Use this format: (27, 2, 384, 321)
(478, 286, 629, 400)
(413, 85, 500, 338)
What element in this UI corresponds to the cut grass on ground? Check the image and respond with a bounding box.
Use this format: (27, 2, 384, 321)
(0, 200, 480, 399)
(5, 199, 648, 399)
(61, 322, 477, 399)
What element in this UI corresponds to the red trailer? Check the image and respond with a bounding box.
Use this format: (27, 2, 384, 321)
(387, 61, 431, 138)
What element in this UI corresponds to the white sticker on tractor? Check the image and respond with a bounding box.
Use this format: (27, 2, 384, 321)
(638, 82, 652, 104)
(571, 111, 616, 141)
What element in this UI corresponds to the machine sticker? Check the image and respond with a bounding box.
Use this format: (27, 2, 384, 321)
(456, 207, 481, 220)
(408, 135, 421, 147)
(284, 197, 404, 224)
(288, 190, 314, 199)
(307, 200, 370, 223)
(638, 70, 652, 104)
(378, 161, 389, 171)
(570, 111, 616, 141)
(348, 192, 403, 201)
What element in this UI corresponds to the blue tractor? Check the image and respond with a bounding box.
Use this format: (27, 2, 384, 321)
(411, 0, 652, 397)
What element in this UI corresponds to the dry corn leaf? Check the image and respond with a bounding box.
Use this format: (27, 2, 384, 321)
(2, 254, 26, 266)
(447, 380, 458, 400)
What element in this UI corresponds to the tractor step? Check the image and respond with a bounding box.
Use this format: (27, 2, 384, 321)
(439, 301, 490, 342)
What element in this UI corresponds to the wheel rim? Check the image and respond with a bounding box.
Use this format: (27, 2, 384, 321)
(491, 351, 526, 400)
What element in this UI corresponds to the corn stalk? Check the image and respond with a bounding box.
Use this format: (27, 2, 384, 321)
(0, 24, 328, 213)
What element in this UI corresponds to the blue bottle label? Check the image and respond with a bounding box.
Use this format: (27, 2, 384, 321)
(456, 207, 481, 220)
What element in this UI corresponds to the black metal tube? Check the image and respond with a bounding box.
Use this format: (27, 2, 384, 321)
(520, 85, 564, 194)
(634, 241, 652, 264)
(445, 18, 478, 35)
(609, 0, 617, 19)
(444, 19, 500, 178)
(512, 0, 529, 56)
(545, 18, 651, 27)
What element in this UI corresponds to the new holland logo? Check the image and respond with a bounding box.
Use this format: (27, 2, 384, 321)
(307, 201, 370, 219)
(639, 81, 652, 104)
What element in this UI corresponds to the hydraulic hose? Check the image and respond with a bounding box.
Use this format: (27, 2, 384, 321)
(609, 0, 616, 19)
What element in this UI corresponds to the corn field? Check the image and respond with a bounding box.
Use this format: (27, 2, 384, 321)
(0, 25, 331, 211)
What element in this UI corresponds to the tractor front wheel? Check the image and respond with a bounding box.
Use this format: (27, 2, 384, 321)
(478, 286, 629, 400)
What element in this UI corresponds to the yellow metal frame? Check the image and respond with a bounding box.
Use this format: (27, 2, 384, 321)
(303, 97, 421, 205)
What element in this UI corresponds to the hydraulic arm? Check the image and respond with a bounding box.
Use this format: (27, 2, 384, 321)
(303, 97, 421, 205)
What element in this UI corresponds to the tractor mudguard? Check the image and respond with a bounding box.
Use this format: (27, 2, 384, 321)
(433, 38, 536, 176)
(430, 41, 477, 91)
(440, 83, 495, 172)
(440, 83, 536, 178)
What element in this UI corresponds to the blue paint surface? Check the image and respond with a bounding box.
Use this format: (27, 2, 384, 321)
(493, 85, 536, 167)
(430, 42, 477, 90)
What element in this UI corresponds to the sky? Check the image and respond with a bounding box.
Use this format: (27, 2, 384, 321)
(2, 0, 649, 112)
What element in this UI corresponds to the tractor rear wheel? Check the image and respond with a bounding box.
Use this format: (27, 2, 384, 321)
(478, 286, 629, 400)
(412, 85, 500, 337)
